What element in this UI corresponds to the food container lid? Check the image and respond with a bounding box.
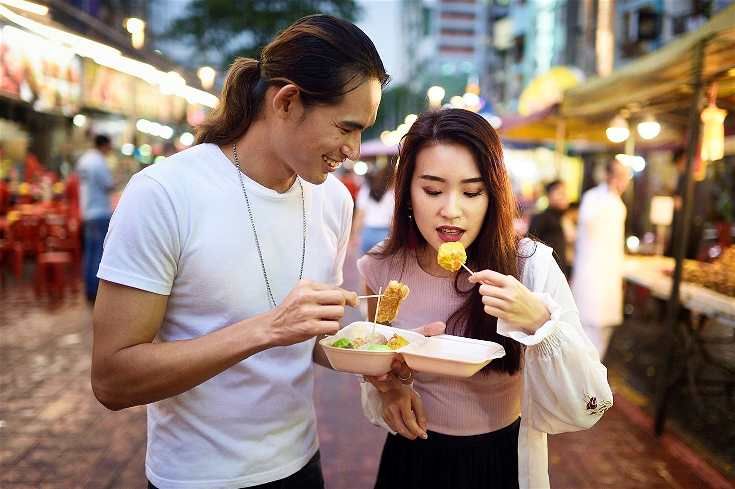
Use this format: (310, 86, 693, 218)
(400, 334, 506, 365)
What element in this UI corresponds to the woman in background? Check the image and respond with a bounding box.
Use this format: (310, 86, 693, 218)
(355, 162, 395, 254)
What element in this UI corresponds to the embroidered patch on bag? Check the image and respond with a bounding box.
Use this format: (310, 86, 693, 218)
(584, 394, 612, 416)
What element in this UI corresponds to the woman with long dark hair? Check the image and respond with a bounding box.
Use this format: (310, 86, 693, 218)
(357, 109, 612, 489)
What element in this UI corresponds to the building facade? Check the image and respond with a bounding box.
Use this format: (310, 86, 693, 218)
(487, 0, 733, 114)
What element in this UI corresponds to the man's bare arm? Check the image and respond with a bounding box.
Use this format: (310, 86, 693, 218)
(91, 279, 357, 411)
(91, 280, 272, 410)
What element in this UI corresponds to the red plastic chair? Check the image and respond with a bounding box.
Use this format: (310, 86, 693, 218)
(6, 215, 43, 279)
(42, 214, 81, 277)
(0, 238, 7, 288)
(35, 251, 75, 299)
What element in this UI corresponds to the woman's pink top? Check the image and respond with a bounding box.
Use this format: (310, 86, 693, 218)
(357, 250, 522, 435)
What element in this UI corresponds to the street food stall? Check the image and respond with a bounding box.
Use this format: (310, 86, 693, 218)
(499, 4, 735, 435)
(623, 251, 735, 418)
(559, 4, 735, 434)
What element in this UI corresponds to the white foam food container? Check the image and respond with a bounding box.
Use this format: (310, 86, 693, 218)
(319, 321, 428, 376)
(400, 334, 506, 378)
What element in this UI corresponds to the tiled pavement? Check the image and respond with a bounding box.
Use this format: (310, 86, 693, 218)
(1, 249, 733, 489)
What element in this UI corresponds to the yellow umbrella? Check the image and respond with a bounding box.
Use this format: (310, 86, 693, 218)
(518, 66, 585, 116)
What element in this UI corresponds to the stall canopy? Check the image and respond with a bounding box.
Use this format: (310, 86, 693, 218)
(499, 104, 610, 145)
(517, 66, 585, 116)
(360, 138, 398, 158)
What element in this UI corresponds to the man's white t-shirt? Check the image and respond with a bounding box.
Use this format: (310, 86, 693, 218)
(97, 143, 353, 489)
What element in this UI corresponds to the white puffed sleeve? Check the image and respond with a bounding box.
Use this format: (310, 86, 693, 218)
(497, 243, 613, 433)
(360, 380, 397, 434)
(498, 242, 613, 488)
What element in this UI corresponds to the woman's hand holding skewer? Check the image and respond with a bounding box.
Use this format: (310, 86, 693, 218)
(469, 270, 550, 333)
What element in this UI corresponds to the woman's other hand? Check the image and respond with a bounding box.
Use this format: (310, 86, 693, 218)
(469, 270, 550, 333)
(378, 384, 427, 440)
(363, 321, 444, 392)
(364, 358, 414, 392)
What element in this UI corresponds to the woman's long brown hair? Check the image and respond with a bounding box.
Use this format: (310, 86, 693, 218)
(374, 109, 533, 375)
(196, 14, 389, 145)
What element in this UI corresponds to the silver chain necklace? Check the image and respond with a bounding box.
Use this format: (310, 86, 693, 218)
(232, 143, 306, 308)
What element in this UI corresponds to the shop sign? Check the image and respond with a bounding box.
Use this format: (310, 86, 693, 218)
(0, 25, 81, 114)
(82, 59, 135, 116)
(134, 79, 187, 123)
(83, 59, 189, 122)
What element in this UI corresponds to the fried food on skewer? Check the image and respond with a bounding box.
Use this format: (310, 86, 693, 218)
(437, 242, 467, 272)
(375, 280, 410, 325)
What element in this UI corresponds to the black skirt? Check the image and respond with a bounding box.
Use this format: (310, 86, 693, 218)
(374, 418, 521, 489)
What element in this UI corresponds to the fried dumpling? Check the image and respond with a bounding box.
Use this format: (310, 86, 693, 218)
(375, 280, 410, 325)
(437, 242, 467, 272)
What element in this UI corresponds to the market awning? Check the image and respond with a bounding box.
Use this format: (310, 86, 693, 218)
(359, 138, 398, 158)
(499, 104, 610, 145)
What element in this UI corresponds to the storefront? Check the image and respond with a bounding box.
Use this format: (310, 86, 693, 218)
(0, 23, 80, 177)
(0, 4, 218, 183)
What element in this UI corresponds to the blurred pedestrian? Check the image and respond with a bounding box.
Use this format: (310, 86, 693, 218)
(360, 110, 611, 489)
(77, 134, 113, 302)
(355, 163, 395, 254)
(665, 150, 707, 259)
(336, 167, 360, 202)
(571, 159, 631, 358)
(562, 201, 580, 275)
(91, 15, 389, 489)
(528, 179, 569, 276)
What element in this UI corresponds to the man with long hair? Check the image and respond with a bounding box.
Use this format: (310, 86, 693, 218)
(91, 15, 388, 489)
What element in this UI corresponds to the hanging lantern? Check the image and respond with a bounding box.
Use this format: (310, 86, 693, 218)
(700, 104, 726, 161)
(637, 114, 661, 140)
(606, 114, 630, 143)
(700, 84, 727, 162)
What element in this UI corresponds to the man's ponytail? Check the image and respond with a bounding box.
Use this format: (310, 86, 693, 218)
(195, 15, 389, 147)
(195, 58, 264, 145)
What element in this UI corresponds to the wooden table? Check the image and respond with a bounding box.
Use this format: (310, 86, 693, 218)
(622, 255, 735, 423)
(623, 255, 735, 320)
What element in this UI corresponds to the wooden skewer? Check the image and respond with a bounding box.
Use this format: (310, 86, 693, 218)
(357, 294, 383, 300)
(372, 286, 383, 331)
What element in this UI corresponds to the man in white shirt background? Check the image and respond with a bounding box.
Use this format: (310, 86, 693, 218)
(77, 133, 114, 303)
(571, 159, 632, 359)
